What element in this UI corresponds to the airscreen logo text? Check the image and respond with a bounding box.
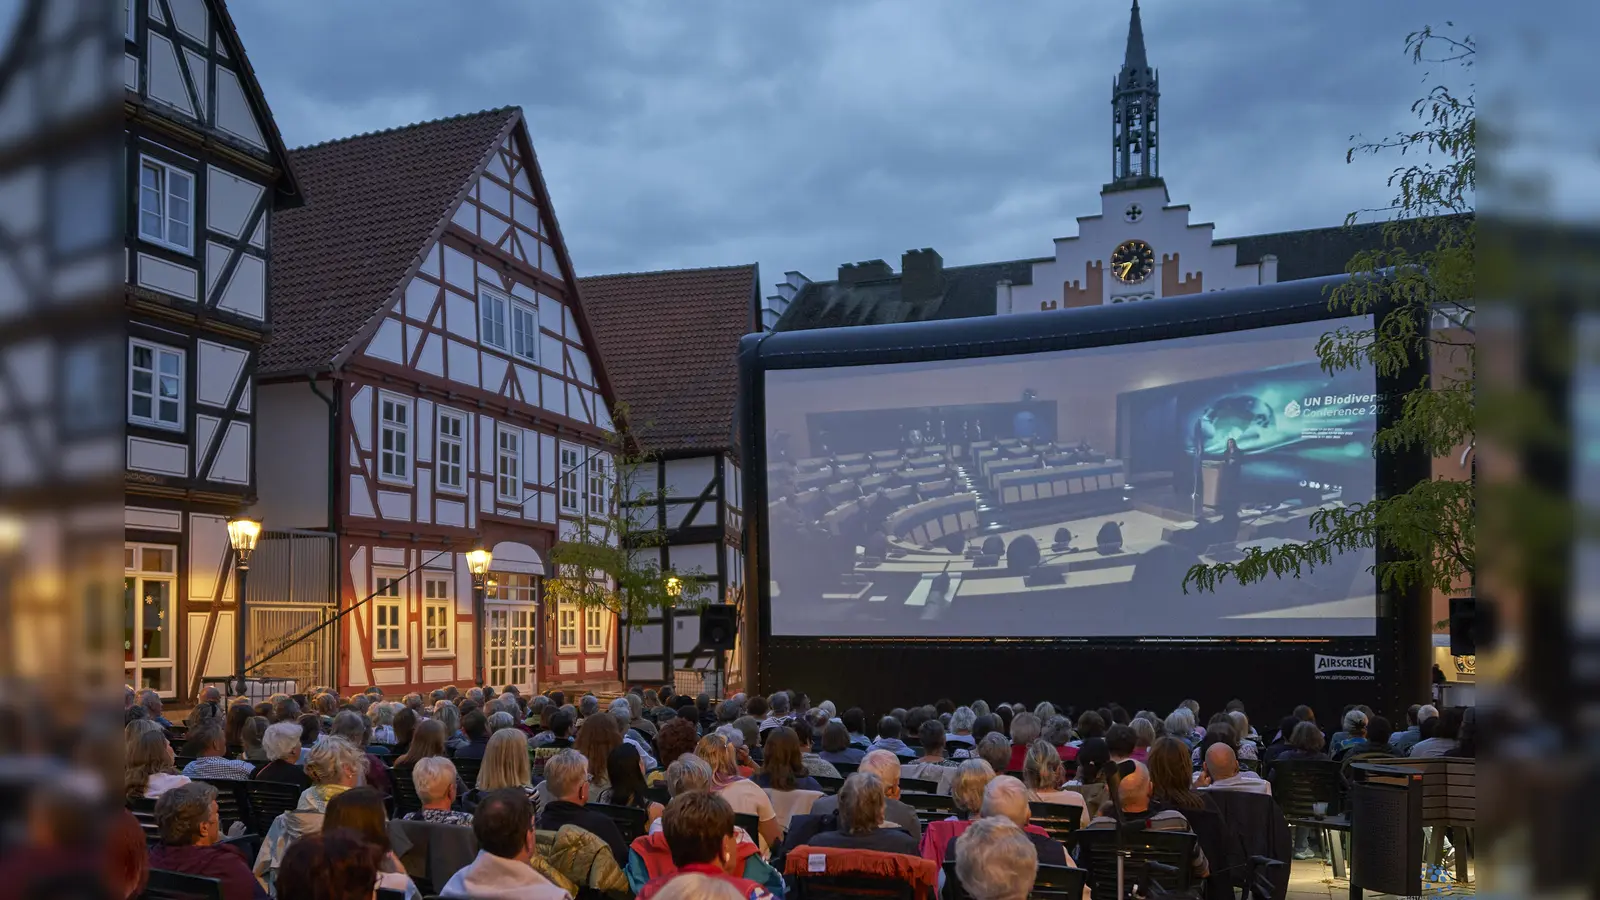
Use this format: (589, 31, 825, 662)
(1314, 654, 1375, 680)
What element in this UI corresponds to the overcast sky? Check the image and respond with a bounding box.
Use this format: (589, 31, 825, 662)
(231, 0, 1486, 291)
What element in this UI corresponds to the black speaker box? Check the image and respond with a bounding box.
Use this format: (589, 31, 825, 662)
(699, 604, 738, 650)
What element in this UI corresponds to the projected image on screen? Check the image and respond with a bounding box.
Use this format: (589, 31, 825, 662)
(762, 317, 1379, 638)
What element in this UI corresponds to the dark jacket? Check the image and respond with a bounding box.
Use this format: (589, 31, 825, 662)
(148, 843, 268, 900)
(453, 736, 492, 760)
(251, 760, 311, 792)
(1205, 789, 1292, 900)
(806, 826, 919, 855)
(537, 800, 628, 866)
(1172, 798, 1244, 900)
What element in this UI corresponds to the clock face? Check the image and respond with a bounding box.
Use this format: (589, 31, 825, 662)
(1111, 239, 1155, 284)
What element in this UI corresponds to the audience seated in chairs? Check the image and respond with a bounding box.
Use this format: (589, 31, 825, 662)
(975, 732, 1012, 777)
(146, 782, 264, 900)
(636, 791, 779, 900)
(946, 776, 1070, 869)
(627, 757, 778, 893)
(126, 727, 190, 801)
(180, 721, 255, 781)
(819, 721, 866, 766)
(240, 716, 270, 763)
(442, 787, 576, 900)
(402, 756, 473, 826)
(1021, 740, 1088, 826)
(953, 816, 1038, 900)
(868, 716, 919, 760)
(1197, 743, 1273, 795)
(919, 758, 996, 867)
(453, 710, 493, 761)
(322, 786, 422, 899)
(695, 733, 782, 849)
(792, 717, 843, 780)
(597, 742, 665, 828)
(252, 735, 366, 894)
(901, 720, 960, 794)
(477, 727, 542, 802)
(804, 772, 919, 855)
(1083, 760, 1209, 880)
(276, 829, 384, 900)
(534, 748, 630, 866)
(801, 749, 924, 848)
(331, 710, 391, 797)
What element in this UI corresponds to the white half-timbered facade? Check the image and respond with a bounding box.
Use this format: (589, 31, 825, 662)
(579, 266, 759, 690)
(123, 0, 302, 698)
(254, 108, 622, 696)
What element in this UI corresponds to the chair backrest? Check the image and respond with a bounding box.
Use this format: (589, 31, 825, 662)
(144, 868, 223, 900)
(242, 779, 303, 837)
(814, 775, 844, 794)
(901, 776, 938, 793)
(645, 782, 670, 805)
(901, 791, 955, 826)
(173, 756, 197, 771)
(376, 890, 405, 900)
(1027, 801, 1082, 845)
(391, 765, 422, 815)
(1031, 863, 1088, 899)
(195, 779, 251, 832)
(1269, 759, 1347, 818)
(127, 796, 161, 841)
(833, 762, 859, 776)
(792, 874, 919, 900)
(734, 812, 760, 845)
(1074, 827, 1197, 900)
(588, 802, 648, 843)
(1239, 757, 1263, 774)
(453, 756, 482, 788)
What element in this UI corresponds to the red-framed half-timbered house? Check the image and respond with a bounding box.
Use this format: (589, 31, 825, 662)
(253, 108, 621, 695)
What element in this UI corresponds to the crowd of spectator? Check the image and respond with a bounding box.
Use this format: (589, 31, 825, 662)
(109, 682, 1472, 899)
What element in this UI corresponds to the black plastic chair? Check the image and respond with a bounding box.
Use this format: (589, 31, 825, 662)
(195, 778, 251, 832)
(644, 783, 670, 805)
(814, 775, 844, 794)
(376, 890, 405, 900)
(453, 757, 482, 788)
(943, 861, 1086, 900)
(735, 812, 760, 845)
(143, 869, 223, 900)
(790, 873, 920, 900)
(242, 779, 303, 837)
(900, 791, 955, 826)
(391, 765, 423, 815)
(1073, 828, 1197, 900)
(128, 796, 160, 841)
(1028, 800, 1083, 847)
(1270, 759, 1350, 878)
(901, 776, 938, 793)
(589, 802, 648, 843)
(832, 762, 859, 776)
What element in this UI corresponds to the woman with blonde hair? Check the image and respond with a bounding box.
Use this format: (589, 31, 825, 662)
(475, 728, 537, 799)
(433, 701, 467, 751)
(369, 702, 397, 745)
(254, 735, 367, 893)
(949, 757, 996, 820)
(695, 733, 780, 847)
(1021, 739, 1087, 826)
(125, 727, 188, 799)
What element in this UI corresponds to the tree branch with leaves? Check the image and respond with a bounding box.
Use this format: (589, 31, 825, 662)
(1185, 24, 1474, 598)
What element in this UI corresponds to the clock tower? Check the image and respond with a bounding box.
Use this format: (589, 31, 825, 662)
(997, 0, 1283, 313)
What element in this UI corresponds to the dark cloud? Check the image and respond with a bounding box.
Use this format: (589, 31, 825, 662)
(231, 0, 1475, 293)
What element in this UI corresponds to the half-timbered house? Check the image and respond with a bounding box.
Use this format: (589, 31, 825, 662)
(253, 108, 622, 696)
(579, 266, 758, 690)
(122, 0, 302, 699)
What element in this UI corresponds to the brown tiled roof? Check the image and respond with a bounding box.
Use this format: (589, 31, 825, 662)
(578, 265, 758, 453)
(259, 108, 518, 375)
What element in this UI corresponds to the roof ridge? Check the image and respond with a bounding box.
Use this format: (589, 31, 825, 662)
(291, 106, 520, 153)
(579, 262, 757, 280)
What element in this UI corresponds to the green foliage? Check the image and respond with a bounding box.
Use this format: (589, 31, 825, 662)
(545, 411, 710, 630)
(1185, 25, 1474, 597)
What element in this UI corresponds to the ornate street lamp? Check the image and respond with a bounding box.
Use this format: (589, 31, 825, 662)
(226, 515, 261, 698)
(467, 546, 492, 687)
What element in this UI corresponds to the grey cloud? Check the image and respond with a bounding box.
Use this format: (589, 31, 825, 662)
(231, 0, 1476, 289)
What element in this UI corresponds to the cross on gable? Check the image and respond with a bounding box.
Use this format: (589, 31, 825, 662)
(1124, 203, 1143, 223)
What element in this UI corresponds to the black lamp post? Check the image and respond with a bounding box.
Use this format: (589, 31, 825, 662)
(467, 546, 492, 688)
(226, 515, 260, 699)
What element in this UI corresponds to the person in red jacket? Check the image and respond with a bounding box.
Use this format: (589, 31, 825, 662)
(637, 791, 777, 900)
(146, 783, 267, 900)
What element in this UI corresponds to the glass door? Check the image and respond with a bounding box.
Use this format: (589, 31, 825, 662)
(486, 572, 537, 694)
(124, 543, 177, 697)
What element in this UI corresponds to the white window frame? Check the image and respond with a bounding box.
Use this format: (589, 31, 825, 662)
(436, 408, 467, 495)
(510, 297, 539, 364)
(559, 445, 581, 514)
(480, 288, 508, 351)
(372, 572, 405, 658)
(126, 0, 137, 39)
(557, 602, 578, 652)
(127, 338, 184, 431)
(137, 156, 194, 254)
(586, 454, 608, 518)
(496, 426, 521, 502)
(584, 607, 605, 652)
(377, 392, 412, 486)
(421, 574, 454, 657)
(125, 542, 178, 697)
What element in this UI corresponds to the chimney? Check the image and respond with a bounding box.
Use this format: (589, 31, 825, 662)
(838, 259, 894, 284)
(996, 279, 1014, 315)
(901, 248, 945, 301)
(1259, 254, 1279, 286)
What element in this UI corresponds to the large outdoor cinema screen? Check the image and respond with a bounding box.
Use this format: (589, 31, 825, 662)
(761, 316, 1379, 639)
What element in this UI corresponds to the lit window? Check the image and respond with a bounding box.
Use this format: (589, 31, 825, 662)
(436, 409, 466, 493)
(480, 289, 508, 350)
(137, 157, 193, 254)
(559, 446, 580, 514)
(497, 427, 521, 502)
(373, 575, 403, 655)
(585, 607, 605, 651)
(378, 394, 411, 484)
(422, 576, 452, 654)
(558, 604, 577, 651)
(128, 339, 183, 430)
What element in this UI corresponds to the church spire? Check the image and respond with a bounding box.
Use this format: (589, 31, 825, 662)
(1111, 0, 1160, 188)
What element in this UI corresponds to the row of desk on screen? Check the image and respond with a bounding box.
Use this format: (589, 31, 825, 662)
(885, 492, 981, 546)
(992, 459, 1127, 506)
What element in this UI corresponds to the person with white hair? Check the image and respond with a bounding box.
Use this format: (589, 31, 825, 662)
(612, 697, 658, 769)
(1164, 708, 1197, 746)
(402, 756, 473, 825)
(252, 736, 368, 892)
(953, 817, 1038, 900)
(947, 707, 978, 756)
(806, 749, 923, 841)
(487, 711, 517, 734)
(946, 775, 1069, 866)
(1329, 708, 1369, 756)
(254, 721, 312, 792)
(804, 772, 918, 853)
(1392, 704, 1436, 755)
(139, 689, 175, 728)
